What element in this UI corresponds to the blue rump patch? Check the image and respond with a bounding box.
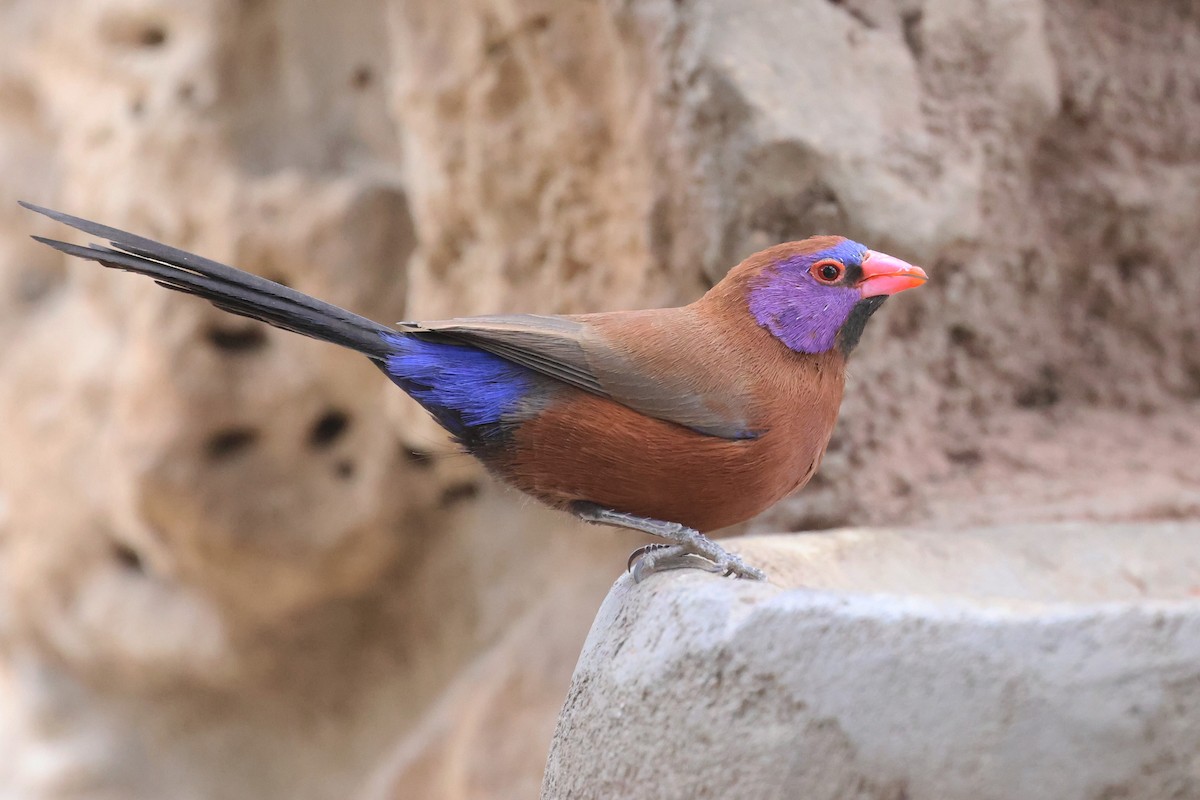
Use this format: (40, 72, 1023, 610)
(381, 332, 531, 437)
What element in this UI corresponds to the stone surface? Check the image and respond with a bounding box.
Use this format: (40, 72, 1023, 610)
(0, 0, 1196, 797)
(360, 575, 618, 800)
(543, 524, 1200, 800)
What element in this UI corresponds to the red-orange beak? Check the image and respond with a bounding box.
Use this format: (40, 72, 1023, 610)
(858, 251, 929, 297)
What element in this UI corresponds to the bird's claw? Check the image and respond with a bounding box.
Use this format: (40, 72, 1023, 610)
(626, 544, 766, 583)
(627, 543, 667, 572)
(628, 545, 720, 582)
(720, 554, 767, 581)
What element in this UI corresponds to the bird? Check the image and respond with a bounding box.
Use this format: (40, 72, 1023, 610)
(21, 201, 927, 581)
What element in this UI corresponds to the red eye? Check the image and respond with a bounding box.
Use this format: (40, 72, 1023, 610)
(811, 260, 844, 284)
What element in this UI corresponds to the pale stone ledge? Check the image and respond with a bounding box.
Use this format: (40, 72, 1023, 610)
(543, 524, 1200, 800)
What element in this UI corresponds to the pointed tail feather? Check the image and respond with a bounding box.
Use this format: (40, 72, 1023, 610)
(20, 202, 396, 361)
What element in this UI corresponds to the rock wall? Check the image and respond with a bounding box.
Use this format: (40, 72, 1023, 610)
(0, 0, 1196, 798)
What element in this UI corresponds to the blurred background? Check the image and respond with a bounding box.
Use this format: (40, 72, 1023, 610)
(0, 0, 1197, 797)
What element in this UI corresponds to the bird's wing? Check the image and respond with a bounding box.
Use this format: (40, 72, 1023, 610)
(398, 313, 758, 440)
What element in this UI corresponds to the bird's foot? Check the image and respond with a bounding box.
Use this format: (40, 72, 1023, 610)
(626, 543, 766, 583)
(572, 502, 768, 582)
(627, 544, 721, 582)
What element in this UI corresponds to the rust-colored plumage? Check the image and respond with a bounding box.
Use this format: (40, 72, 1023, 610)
(498, 246, 851, 531)
(21, 204, 927, 579)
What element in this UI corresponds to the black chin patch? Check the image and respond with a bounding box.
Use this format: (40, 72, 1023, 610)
(837, 296, 888, 355)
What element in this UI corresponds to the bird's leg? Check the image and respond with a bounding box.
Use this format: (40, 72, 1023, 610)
(571, 503, 767, 581)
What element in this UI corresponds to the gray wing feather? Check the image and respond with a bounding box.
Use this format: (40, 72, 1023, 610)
(398, 315, 609, 396)
(396, 314, 754, 439)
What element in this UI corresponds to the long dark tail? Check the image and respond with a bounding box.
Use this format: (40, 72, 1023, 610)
(20, 202, 396, 361)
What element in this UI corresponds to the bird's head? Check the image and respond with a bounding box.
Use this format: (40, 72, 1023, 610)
(740, 236, 928, 355)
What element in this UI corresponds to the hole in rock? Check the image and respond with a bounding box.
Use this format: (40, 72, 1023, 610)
(901, 9, 924, 57)
(206, 323, 268, 353)
(1116, 254, 1138, 281)
(948, 324, 974, 347)
(309, 409, 351, 449)
(206, 427, 260, 460)
(139, 25, 168, 47)
(112, 541, 145, 573)
(439, 482, 480, 507)
(351, 65, 373, 90)
(17, 269, 58, 305)
(946, 448, 983, 467)
(1015, 365, 1061, 409)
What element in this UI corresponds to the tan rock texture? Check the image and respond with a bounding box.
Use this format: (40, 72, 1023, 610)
(0, 0, 1196, 798)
